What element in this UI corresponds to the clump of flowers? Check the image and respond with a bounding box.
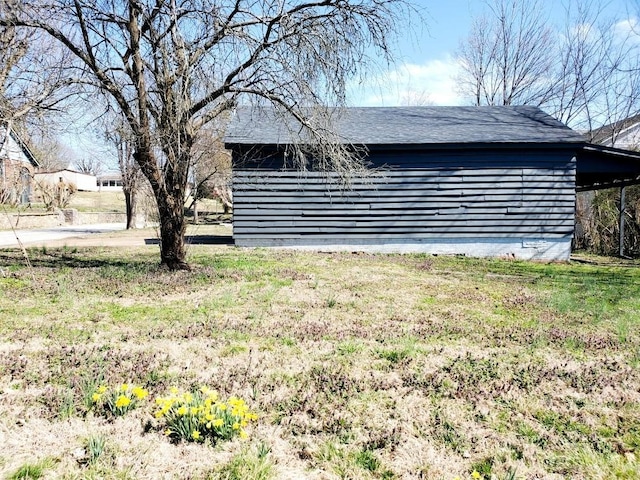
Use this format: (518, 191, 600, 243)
(91, 383, 149, 417)
(154, 386, 258, 443)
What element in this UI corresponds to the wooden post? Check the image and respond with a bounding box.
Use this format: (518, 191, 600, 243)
(619, 185, 626, 258)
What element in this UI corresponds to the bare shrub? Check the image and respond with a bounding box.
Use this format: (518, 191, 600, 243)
(577, 186, 640, 256)
(36, 179, 77, 210)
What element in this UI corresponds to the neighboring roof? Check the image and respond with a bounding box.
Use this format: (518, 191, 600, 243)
(590, 115, 640, 146)
(0, 124, 39, 167)
(97, 172, 123, 180)
(35, 168, 95, 176)
(225, 106, 586, 146)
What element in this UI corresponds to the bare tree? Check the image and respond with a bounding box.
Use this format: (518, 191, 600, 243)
(457, 0, 640, 133)
(75, 157, 103, 176)
(456, 0, 556, 107)
(0, 2, 76, 207)
(550, 1, 640, 135)
(104, 119, 144, 230)
(0, 0, 75, 127)
(2, 0, 413, 270)
(189, 126, 233, 222)
(400, 89, 434, 106)
(27, 133, 71, 170)
(35, 177, 77, 211)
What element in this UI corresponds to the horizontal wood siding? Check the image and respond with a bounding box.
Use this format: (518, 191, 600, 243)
(232, 150, 576, 244)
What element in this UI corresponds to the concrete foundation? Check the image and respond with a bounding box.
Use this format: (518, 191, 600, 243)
(235, 237, 572, 261)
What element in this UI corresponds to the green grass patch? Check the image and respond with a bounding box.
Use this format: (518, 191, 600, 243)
(2, 250, 640, 478)
(7, 458, 57, 480)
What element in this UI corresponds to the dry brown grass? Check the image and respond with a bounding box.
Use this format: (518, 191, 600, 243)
(0, 248, 639, 479)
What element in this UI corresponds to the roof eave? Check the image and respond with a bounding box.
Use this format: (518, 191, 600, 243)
(225, 140, 586, 151)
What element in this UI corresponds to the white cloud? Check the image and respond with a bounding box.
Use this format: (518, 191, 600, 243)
(348, 56, 466, 107)
(614, 16, 640, 42)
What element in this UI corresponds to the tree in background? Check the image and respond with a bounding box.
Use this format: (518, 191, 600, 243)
(188, 123, 232, 223)
(0, 21, 73, 127)
(75, 157, 103, 176)
(456, 0, 640, 132)
(553, 1, 640, 135)
(0, 1, 75, 169)
(456, 0, 556, 107)
(104, 120, 144, 230)
(2, 0, 414, 270)
(23, 133, 70, 171)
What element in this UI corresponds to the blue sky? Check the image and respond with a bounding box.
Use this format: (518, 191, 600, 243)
(67, 0, 636, 166)
(348, 0, 636, 107)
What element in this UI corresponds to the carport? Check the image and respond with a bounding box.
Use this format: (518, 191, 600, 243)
(577, 144, 640, 256)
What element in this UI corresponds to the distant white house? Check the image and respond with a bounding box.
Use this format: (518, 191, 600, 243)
(591, 115, 640, 149)
(34, 169, 98, 192)
(97, 172, 124, 191)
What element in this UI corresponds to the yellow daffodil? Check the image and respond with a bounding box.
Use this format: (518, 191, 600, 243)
(155, 386, 256, 443)
(132, 386, 149, 400)
(471, 471, 481, 479)
(115, 395, 131, 408)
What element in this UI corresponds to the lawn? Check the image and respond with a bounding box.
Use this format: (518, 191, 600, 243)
(68, 191, 128, 213)
(0, 246, 639, 479)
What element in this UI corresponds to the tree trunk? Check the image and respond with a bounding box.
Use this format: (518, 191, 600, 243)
(124, 188, 136, 229)
(156, 192, 190, 270)
(135, 146, 190, 271)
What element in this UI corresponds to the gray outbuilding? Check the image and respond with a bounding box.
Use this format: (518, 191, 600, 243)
(225, 106, 640, 261)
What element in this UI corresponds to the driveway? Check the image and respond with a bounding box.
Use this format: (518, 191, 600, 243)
(0, 223, 128, 248)
(0, 223, 233, 248)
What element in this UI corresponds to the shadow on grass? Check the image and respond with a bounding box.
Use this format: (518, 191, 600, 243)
(2, 247, 640, 302)
(0, 235, 234, 270)
(0, 249, 158, 270)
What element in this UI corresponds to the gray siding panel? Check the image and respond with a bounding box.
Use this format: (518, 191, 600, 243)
(233, 233, 572, 239)
(233, 159, 576, 245)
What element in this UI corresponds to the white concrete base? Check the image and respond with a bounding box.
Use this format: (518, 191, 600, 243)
(235, 237, 572, 261)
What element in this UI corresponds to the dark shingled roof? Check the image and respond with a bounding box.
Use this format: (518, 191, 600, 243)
(225, 106, 586, 146)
